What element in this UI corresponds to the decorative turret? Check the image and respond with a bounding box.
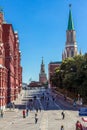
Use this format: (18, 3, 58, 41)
(0, 7, 4, 24)
(39, 57, 47, 84)
(62, 4, 78, 60)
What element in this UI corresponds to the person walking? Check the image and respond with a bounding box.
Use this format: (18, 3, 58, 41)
(46, 101, 49, 108)
(76, 121, 83, 130)
(73, 98, 77, 107)
(26, 108, 29, 116)
(23, 109, 26, 118)
(35, 113, 38, 124)
(12, 102, 15, 110)
(1, 110, 3, 118)
(61, 125, 64, 130)
(61, 111, 65, 119)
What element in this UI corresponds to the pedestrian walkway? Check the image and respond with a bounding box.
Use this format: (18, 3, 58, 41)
(1, 88, 87, 130)
(39, 112, 48, 130)
(0, 90, 25, 129)
(0, 89, 47, 130)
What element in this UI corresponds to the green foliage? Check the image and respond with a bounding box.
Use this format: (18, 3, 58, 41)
(51, 54, 87, 100)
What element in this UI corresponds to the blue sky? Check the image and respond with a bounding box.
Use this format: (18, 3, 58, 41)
(0, 0, 87, 83)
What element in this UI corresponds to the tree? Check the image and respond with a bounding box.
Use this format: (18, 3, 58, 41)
(50, 54, 87, 102)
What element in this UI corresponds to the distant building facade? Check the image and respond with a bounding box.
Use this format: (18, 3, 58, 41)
(48, 61, 61, 87)
(39, 57, 47, 84)
(62, 5, 78, 60)
(0, 8, 22, 109)
(29, 81, 42, 87)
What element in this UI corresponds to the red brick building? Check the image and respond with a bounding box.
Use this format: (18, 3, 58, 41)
(48, 62, 61, 87)
(0, 9, 22, 110)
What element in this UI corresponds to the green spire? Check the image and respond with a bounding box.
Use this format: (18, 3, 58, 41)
(67, 4, 74, 30)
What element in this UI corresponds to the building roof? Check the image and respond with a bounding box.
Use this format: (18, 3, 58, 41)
(67, 4, 74, 30)
(49, 61, 62, 64)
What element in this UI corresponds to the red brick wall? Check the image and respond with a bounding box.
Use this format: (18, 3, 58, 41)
(48, 63, 61, 87)
(0, 12, 22, 109)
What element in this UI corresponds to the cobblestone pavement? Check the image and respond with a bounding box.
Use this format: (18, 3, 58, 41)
(0, 89, 87, 130)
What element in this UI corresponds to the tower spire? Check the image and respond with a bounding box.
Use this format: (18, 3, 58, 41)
(42, 56, 43, 64)
(67, 4, 74, 30)
(62, 4, 78, 60)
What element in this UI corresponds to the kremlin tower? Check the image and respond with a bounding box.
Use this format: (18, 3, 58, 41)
(62, 4, 78, 60)
(39, 57, 47, 84)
